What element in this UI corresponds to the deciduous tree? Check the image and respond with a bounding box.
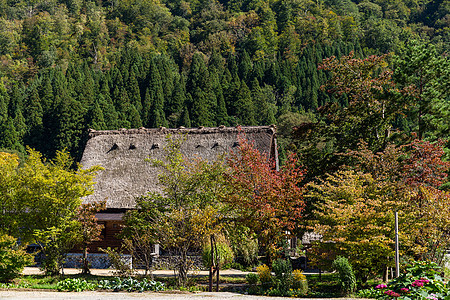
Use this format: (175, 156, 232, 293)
(293, 52, 402, 182)
(308, 139, 450, 281)
(0, 148, 102, 275)
(77, 201, 107, 274)
(225, 132, 305, 261)
(123, 135, 228, 286)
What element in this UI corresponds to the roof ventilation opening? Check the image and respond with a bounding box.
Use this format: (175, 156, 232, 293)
(129, 144, 136, 150)
(212, 142, 219, 149)
(232, 142, 239, 147)
(151, 143, 159, 150)
(196, 145, 204, 149)
(107, 143, 119, 153)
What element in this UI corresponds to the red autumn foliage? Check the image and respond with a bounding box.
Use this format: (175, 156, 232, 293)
(77, 201, 106, 274)
(402, 139, 450, 188)
(225, 132, 305, 256)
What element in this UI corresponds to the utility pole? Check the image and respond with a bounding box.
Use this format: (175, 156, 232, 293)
(395, 211, 400, 278)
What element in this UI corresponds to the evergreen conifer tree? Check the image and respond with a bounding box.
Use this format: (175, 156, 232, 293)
(39, 74, 54, 114)
(127, 104, 142, 128)
(0, 117, 23, 152)
(147, 60, 168, 128)
(238, 50, 252, 80)
(166, 75, 186, 127)
(234, 81, 256, 125)
(24, 86, 44, 150)
(128, 69, 142, 115)
(251, 78, 276, 125)
(142, 88, 153, 127)
(88, 99, 107, 130)
(0, 88, 9, 125)
(187, 53, 216, 127)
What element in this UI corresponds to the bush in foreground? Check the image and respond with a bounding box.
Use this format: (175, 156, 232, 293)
(57, 278, 95, 292)
(0, 234, 33, 282)
(98, 277, 165, 292)
(249, 260, 308, 297)
(358, 260, 450, 300)
(332, 256, 356, 295)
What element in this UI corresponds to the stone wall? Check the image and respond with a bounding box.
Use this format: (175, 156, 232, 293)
(64, 253, 132, 269)
(151, 255, 205, 270)
(64, 253, 204, 270)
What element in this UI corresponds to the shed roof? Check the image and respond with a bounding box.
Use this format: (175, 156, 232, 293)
(81, 126, 277, 209)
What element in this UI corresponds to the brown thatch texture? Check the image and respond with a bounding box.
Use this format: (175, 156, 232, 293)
(81, 126, 277, 209)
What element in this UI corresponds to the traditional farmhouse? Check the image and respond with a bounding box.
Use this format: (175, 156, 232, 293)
(72, 126, 278, 267)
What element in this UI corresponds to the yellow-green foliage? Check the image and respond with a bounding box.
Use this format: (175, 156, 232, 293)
(202, 235, 234, 268)
(293, 269, 306, 282)
(292, 269, 308, 294)
(0, 234, 33, 282)
(256, 264, 272, 284)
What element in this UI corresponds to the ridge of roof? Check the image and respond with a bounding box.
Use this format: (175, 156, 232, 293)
(88, 125, 276, 137)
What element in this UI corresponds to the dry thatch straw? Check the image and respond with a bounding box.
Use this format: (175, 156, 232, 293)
(80, 125, 277, 209)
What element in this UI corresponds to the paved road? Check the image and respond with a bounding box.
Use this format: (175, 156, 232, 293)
(0, 290, 358, 300)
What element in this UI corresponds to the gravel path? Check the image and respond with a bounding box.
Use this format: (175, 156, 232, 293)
(0, 290, 360, 300)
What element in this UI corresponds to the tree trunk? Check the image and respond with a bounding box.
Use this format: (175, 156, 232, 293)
(82, 245, 90, 274)
(209, 235, 215, 292)
(216, 267, 219, 292)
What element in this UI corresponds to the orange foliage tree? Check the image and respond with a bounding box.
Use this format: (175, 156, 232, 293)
(308, 139, 450, 281)
(225, 132, 306, 260)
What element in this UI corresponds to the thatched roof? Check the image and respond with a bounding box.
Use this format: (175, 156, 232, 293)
(81, 126, 277, 209)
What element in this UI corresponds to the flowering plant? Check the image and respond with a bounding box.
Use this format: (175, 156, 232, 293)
(358, 260, 450, 300)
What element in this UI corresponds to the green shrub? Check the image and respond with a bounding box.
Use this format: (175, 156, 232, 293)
(357, 287, 381, 298)
(245, 272, 259, 285)
(372, 260, 450, 300)
(292, 269, 308, 295)
(0, 282, 31, 289)
(97, 277, 165, 292)
(256, 264, 272, 285)
(202, 239, 234, 269)
(0, 234, 33, 282)
(272, 259, 293, 295)
(332, 256, 356, 295)
(230, 230, 258, 267)
(56, 278, 95, 292)
(100, 247, 134, 276)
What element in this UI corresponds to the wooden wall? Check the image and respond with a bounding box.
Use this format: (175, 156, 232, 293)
(75, 220, 128, 254)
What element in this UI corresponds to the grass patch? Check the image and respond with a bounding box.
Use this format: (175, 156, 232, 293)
(303, 272, 384, 298)
(3, 270, 382, 297)
(304, 273, 341, 297)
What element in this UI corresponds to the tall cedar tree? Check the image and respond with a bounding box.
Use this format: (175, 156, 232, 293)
(393, 40, 450, 140)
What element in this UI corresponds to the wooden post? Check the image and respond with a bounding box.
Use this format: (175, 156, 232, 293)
(208, 235, 214, 292)
(216, 267, 219, 292)
(395, 211, 400, 278)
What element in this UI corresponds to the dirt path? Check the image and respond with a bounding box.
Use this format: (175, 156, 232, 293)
(0, 290, 363, 300)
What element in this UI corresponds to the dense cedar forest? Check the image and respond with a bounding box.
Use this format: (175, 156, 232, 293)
(0, 0, 448, 161)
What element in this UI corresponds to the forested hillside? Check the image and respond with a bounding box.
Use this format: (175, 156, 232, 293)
(0, 0, 448, 160)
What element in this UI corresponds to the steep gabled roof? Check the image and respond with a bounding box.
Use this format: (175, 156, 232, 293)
(80, 126, 277, 209)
